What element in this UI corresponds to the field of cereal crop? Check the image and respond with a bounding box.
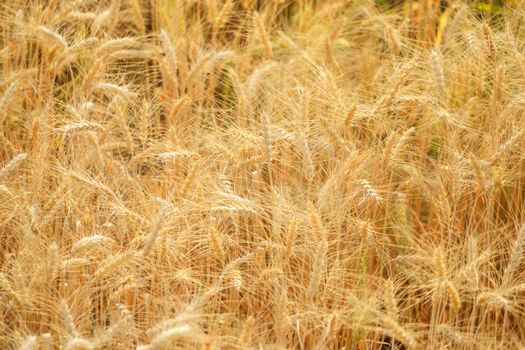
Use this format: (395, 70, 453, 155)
(1, 1, 525, 349)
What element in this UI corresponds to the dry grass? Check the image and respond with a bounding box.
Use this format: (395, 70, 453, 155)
(1, 0, 525, 349)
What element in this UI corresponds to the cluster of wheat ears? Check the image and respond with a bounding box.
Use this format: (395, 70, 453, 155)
(1, 0, 525, 349)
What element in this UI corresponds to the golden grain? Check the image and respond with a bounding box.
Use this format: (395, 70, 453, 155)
(1, 2, 525, 349)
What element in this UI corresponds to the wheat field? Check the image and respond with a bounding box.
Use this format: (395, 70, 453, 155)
(1, 0, 525, 349)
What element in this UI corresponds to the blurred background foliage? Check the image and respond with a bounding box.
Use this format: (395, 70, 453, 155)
(155, 0, 516, 50)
